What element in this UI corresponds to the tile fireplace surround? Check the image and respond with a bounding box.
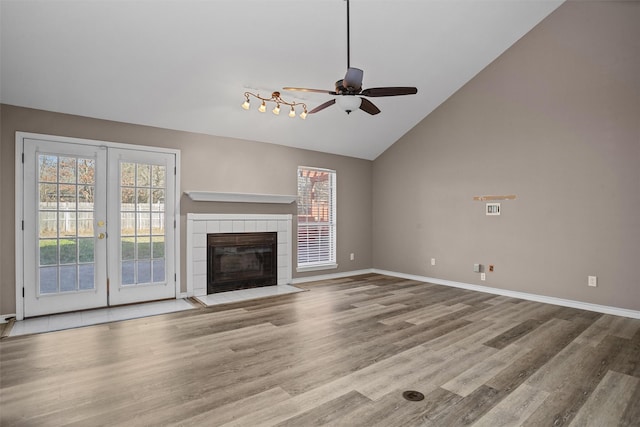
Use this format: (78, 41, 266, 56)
(186, 213, 293, 297)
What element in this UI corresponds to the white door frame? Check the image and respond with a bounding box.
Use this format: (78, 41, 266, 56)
(15, 132, 181, 320)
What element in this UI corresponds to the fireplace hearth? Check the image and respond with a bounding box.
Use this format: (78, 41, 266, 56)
(207, 232, 277, 294)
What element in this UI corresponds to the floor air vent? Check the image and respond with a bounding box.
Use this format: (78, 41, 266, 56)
(402, 390, 425, 401)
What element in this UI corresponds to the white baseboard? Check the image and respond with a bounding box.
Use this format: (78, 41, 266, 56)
(292, 269, 375, 285)
(1, 314, 17, 324)
(372, 269, 640, 320)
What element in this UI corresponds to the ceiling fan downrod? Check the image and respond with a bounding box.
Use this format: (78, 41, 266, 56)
(346, 0, 351, 69)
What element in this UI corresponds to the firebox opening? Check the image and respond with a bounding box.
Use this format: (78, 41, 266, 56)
(207, 232, 277, 294)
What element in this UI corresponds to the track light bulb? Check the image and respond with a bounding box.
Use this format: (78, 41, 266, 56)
(258, 101, 266, 113)
(289, 106, 296, 118)
(272, 104, 280, 115)
(241, 98, 250, 110)
(300, 110, 308, 120)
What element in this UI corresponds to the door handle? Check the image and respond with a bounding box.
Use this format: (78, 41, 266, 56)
(98, 232, 106, 239)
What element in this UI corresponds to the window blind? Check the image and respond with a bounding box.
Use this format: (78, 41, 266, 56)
(297, 167, 336, 268)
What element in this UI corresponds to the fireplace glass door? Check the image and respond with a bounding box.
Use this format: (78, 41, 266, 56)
(208, 232, 277, 293)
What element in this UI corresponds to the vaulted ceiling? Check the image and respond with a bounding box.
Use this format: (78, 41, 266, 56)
(1, 0, 563, 160)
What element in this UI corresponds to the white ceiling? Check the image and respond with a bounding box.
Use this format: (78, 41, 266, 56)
(1, 0, 563, 160)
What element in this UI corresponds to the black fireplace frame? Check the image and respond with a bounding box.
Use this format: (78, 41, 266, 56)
(207, 232, 278, 294)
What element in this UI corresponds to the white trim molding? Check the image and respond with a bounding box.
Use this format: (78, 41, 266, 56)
(290, 268, 640, 319)
(292, 269, 373, 284)
(185, 191, 296, 204)
(372, 269, 640, 320)
(1, 314, 17, 324)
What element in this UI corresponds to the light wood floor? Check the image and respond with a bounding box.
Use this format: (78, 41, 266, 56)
(1, 274, 639, 426)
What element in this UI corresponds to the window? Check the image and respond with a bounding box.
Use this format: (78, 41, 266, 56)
(297, 167, 336, 271)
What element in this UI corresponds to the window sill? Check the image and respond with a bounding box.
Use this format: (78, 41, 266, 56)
(296, 263, 338, 273)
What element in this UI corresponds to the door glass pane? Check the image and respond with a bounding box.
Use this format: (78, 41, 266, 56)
(39, 155, 58, 182)
(59, 212, 77, 237)
(122, 238, 135, 260)
(39, 183, 57, 209)
(153, 260, 165, 282)
(38, 153, 96, 295)
(122, 261, 135, 285)
(121, 162, 135, 186)
(60, 266, 77, 292)
(58, 157, 76, 183)
(39, 212, 57, 238)
(78, 238, 95, 263)
(78, 212, 94, 237)
(78, 159, 95, 184)
(79, 264, 95, 290)
(137, 260, 151, 283)
(152, 236, 164, 259)
(137, 236, 151, 259)
(137, 212, 150, 235)
(120, 161, 167, 285)
(121, 188, 135, 207)
(40, 267, 58, 294)
(78, 184, 94, 204)
(59, 239, 77, 264)
(121, 213, 135, 236)
(40, 239, 57, 266)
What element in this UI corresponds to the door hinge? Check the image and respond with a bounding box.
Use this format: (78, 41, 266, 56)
(22, 153, 25, 163)
(174, 166, 177, 175)
(174, 273, 177, 282)
(174, 219, 176, 229)
(22, 220, 24, 231)
(22, 287, 25, 298)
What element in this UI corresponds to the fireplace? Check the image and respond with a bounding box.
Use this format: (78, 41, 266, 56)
(186, 213, 292, 297)
(207, 232, 277, 293)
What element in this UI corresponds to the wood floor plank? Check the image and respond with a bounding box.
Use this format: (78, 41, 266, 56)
(472, 383, 549, 427)
(274, 390, 371, 427)
(1, 273, 638, 427)
(442, 344, 531, 397)
(568, 370, 639, 427)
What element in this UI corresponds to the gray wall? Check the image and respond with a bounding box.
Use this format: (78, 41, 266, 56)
(373, 1, 640, 311)
(0, 105, 373, 314)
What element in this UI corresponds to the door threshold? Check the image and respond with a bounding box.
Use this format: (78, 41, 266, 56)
(5, 299, 196, 337)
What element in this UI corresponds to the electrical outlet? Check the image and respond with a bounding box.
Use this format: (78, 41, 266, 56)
(588, 276, 597, 287)
(480, 273, 486, 281)
(489, 265, 494, 272)
(431, 258, 436, 266)
(350, 253, 355, 261)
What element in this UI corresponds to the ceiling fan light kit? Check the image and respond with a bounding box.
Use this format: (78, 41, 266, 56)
(241, 91, 308, 119)
(282, 0, 417, 116)
(336, 95, 362, 114)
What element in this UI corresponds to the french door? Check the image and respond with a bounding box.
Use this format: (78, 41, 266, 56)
(21, 136, 177, 317)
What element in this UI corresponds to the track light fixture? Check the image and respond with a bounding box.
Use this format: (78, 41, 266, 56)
(242, 91, 308, 119)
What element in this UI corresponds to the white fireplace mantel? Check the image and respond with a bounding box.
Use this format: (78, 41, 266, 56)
(186, 213, 293, 297)
(185, 191, 296, 204)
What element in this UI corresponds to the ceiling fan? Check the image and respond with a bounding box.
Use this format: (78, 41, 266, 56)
(283, 0, 417, 115)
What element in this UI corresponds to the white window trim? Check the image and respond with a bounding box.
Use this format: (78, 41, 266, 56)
(296, 166, 337, 272)
(297, 263, 338, 273)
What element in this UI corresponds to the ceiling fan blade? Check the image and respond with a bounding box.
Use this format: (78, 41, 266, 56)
(360, 87, 418, 97)
(283, 87, 337, 95)
(343, 67, 363, 91)
(309, 99, 337, 114)
(359, 98, 381, 115)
